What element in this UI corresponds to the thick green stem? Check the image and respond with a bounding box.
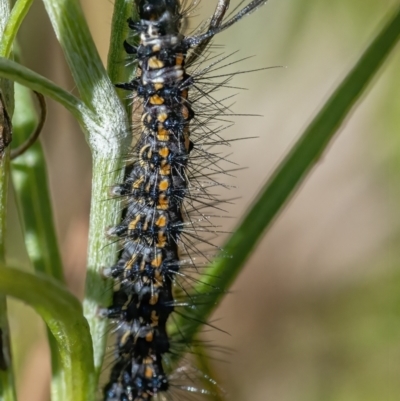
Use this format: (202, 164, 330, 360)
(84, 157, 125, 376)
(40, 0, 130, 378)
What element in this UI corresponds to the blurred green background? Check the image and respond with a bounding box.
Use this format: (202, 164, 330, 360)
(6, 0, 400, 400)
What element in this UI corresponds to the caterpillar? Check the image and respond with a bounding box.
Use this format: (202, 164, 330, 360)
(102, 1, 268, 400)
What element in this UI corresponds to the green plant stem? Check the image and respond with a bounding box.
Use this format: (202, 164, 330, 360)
(40, 0, 130, 378)
(0, 265, 96, 401)
(169, 5, 400, 363)
(84, 157, 124, 376)
(41, 0, 116, 110)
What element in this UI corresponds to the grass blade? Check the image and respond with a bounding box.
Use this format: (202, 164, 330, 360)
(169, 5, 400, 362)
(0, 0, 34, 58)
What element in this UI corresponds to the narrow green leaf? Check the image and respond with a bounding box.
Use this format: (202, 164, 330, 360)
(0, 0, 34, 58)
(169, 5, 400, 362)
(0, 57, 89, 122)
(0, 0, 14, 114)
(0, 265, 96, 401)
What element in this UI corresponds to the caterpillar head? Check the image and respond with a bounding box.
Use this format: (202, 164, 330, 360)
(136, 1, 180, 20)
(136, 0, 182, 34)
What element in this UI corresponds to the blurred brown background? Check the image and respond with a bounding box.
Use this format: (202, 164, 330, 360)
(6, 0, 400, 400)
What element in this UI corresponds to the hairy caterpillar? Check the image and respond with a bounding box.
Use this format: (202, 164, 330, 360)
(102, 1, 268, 400)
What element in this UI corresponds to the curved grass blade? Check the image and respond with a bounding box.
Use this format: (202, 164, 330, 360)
(0, 0, 34, 59)
(169, 5, 400, 363)
(0, 265, 96, 401)
(0, 57, 89, 122)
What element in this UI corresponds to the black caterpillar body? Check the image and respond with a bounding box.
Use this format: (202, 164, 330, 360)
(103, 1, 268, 400)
